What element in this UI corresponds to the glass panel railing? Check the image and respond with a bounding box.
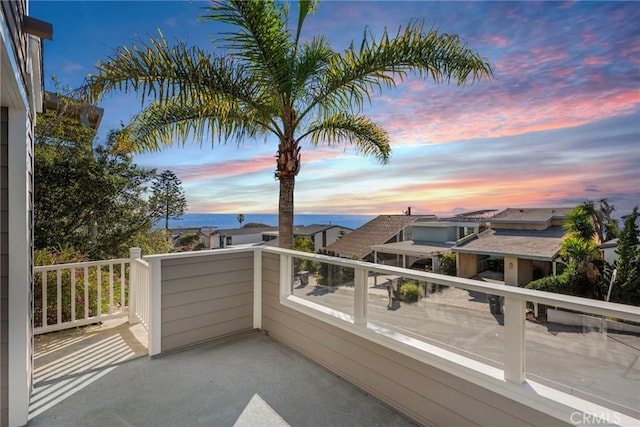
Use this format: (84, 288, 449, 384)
(366, 275, 504, 368)
(525, 304, 640, 418)
(291, 256, 355, 317)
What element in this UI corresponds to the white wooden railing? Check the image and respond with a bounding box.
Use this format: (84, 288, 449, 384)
(129, 247, 150, 330)
(34, 258, 130, 334)
(262, 247, 640, 423)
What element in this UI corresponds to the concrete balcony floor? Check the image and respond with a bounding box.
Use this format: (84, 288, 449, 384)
(28, 328, 415, 427)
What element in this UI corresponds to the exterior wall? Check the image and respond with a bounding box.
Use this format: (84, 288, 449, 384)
(261, 252, 567, 427)
(517, 258, 534, 287)
(602, 247, 617, 265)
(504, 256, 519, 286)
(0, 107, 8, 426)
(229, 232, 264, 246)
(160, 252, 254, 352)
(456, 253, 478, 278)
(412, 226, 457, 242)
(2, 1, 41, 424)
(315, 226, 350, 251)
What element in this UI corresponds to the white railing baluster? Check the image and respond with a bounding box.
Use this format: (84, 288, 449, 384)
(42, 272, 47, 327)
(84, 266, 89, 320)
(120, 261, 126, 310)
(56, 269, 62, 326)
(109, 263, 114, 315)
(97, 265, 101, 318)
(34, 257, 132, 334)
(71, 268, 76, 322)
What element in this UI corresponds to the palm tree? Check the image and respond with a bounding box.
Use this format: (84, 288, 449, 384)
(87, 0, 492, 249)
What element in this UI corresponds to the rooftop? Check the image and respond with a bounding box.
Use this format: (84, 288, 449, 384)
(325, 215, 432, 259)
(491, 207, 573, 223)
(453, 226, 567, 260)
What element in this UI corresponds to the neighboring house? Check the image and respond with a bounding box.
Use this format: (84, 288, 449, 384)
(452, 207, 573, 287)
(599, 239, 619, 265)
(209, 226, 277, 249)
(1, 2, 52, 425)
(370, 217, 482, 272)
(324, 215, 436, 262)
(262, 224, 352, 252)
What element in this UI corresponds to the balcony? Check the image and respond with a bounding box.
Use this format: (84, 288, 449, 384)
(29, 247, 640, 426)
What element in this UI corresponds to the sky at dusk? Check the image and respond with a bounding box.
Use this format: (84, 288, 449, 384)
(31, 1, 640, 217)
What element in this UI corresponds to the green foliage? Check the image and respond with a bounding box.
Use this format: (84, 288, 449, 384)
(33, 248, 126, 328)
(35, 80, 98, 150)
(400, 281, 422, 303)
(34, 129, 159, 259)
(565, 204, 596, 242)
(177, 232, 200, 247)
(87, 0, 492, 248)
(439, 252, 457, 276)
(149, 170, 187, 230)
(193, 242, 208, 251)
(243, 222, 271, 228)
(525, 273, 570, 295)
(613, 206, 640, 305)
(293, 236, 318, 274)
(128, 229, 173, 256)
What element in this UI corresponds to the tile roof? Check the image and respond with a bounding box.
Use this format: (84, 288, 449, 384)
(453, 226, 567, 261)
(324, 215, 431, 259)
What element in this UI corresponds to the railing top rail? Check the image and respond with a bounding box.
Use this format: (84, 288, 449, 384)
(133, 258, 150, 267)
(144, 246, 257, 261)
(262, 247, 640, 323)
(35, 258, 130, 271)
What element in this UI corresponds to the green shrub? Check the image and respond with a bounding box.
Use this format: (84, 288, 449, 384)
(439, 252, 457, 276)
(525, 273, 569, 294)
(400, 281, 422, 303)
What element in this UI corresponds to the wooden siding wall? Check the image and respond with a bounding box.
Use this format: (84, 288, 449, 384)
(261, 252, 568, 427)
(0, 107, 9, 426)
(0, 1, 28, 93)
(160, 252, 254, 352)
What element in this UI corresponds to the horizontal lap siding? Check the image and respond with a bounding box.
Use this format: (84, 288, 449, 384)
(161, 252, 254, 352)
(260, 253, 566, 427)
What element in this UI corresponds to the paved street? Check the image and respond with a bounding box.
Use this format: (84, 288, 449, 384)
(292, 280, 640, 416)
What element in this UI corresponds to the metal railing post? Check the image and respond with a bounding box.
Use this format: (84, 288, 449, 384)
(129, 247, 142, 325)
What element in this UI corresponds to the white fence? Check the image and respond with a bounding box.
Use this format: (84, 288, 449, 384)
(34, 258, 130, 334)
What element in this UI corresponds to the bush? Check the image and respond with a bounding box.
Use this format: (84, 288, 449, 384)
(525, 274, 569, 294)
(400, 281, 422, 303)
(439, 252, 457, 276)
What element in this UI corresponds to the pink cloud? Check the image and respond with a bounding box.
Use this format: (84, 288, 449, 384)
(583, 56, 611, 66)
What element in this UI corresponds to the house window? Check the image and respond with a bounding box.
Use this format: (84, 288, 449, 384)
(225, 236, 232, 246)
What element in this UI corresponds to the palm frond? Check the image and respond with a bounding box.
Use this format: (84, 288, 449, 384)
(202, 0, 293, 105)
(305, 21, 493, 119)
(87, 31, 258, 107)
(304, 112, 391, 164)
(113, 97, 270, 154)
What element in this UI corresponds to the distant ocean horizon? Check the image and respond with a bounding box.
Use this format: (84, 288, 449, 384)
(160, 213, 376, 231)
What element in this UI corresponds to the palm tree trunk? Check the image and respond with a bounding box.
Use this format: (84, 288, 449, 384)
(279, 176, 295, 249)
(276, 135, 300, 249)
